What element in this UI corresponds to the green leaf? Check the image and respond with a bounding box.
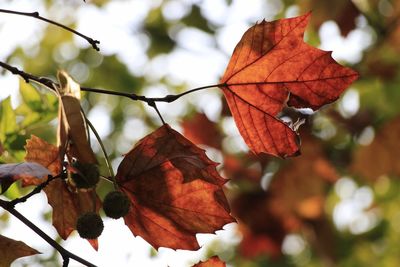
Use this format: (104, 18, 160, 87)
(0, 97, 17, 142)
(19, 81, 43, 112)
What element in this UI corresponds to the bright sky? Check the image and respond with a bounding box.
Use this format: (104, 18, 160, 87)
(0, 0, 375, 266)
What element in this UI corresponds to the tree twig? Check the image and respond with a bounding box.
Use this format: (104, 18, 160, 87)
(0, 199, 96, 267)
(0, 61, 221, 103)
(9, 174, 62, 207)
(0, 9, 100, 51)
(147, 101, 166, 125)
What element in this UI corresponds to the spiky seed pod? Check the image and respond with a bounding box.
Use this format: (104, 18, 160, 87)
(70, 161, 100, 188)
(76, 212, 104, 239)
(103, 191, 131, 219)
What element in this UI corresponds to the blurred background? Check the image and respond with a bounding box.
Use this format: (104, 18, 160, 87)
(0, 0, 399, 266)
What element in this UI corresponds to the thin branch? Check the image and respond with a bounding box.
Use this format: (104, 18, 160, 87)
(0, 61, 221, 103)
(9, 174, 62, 207)
(0, 61, 56, 91)
(0, 199, 96, 267)
(0, 9, 100, 51)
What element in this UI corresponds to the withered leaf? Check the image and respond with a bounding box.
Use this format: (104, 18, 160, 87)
(24, 135, 100, 245)
(300, 0, 360, 36)
(268, 133, 338, 220)
(0, 162, 50, 193)
(24, 135, 62, 185)
(182, 112, 222, 149)
(56, 71, 97, 164)
(232, 133, 338, 258)
(192, 256, 226, 267)
(116, 124, 234, 250)
(0, 235, 39, 266)
(219, 13, 358, 157)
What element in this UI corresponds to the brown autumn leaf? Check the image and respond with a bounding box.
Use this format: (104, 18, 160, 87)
(56, 71, 97, 164)
(0, 162, 51, 193)
(24, 135, 62, 186)
(222, 153, 264, 183)
(232, 191, 287, 259)
(192, 256, 226, 267)
(182, 112, 222, 149)
(299, 0, 360, 36)
(116, 124, 234, 250)
(232, 133, 338, 259)
(268, 133, 338, 220)
(0, 235, 40, 266)
(351, 117, 400, 181)
(219, 13, 359, 157)
(24, 136, 100, 245)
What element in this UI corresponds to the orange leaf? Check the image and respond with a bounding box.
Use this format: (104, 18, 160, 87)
(182, 112, 222, 149)
(87, 239, 99, 251)
(0, 162, 51, 193)
(192, 256, 226, 267)
(232, 191, 288, 258)
(116, 124, 234, 250)
(24, 135, 62, 185)
(43, 179, 100, 241)
(219, 13, 358, 157)
(268, 133, 338, 220)
(0, 235, 40, 266)
(25, 136, 100, 244)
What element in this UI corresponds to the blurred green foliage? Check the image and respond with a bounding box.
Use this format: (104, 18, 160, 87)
(1, 0, 400, 266)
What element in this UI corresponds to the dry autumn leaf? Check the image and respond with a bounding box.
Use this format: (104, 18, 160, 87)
(182, 112, 222, 149)
(24, 135, 62, 186)
(219, 13, 358, 157)
(268, 133, 338, 220)
(232, 133, 338, 258)
(192, 256, 226, 267)
(0, 235, 39, 266)
(116, 124, 234, 250)
(24, 136, 101, 246)
(300, 0, 360, 36)
(0, 162, 51, 193)
(56, 71, 97, 164)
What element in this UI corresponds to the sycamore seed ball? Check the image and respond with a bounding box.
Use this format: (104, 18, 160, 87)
(70, 161, 100, 188)
(103, 191, 131, 219)
(76, 212, 104, 239)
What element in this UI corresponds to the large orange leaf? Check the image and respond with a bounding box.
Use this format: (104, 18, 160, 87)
(0, 235, 39, 266)
(25, 136, 100, 244)
(219, 13, 358, 157)
(116, 124, 234, 250)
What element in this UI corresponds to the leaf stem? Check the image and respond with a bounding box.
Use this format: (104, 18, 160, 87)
(0, 9, 100, 51)
(84, 116, 117, 189)
(0, 199, 96, 267)
(148, 101, 166, 125)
